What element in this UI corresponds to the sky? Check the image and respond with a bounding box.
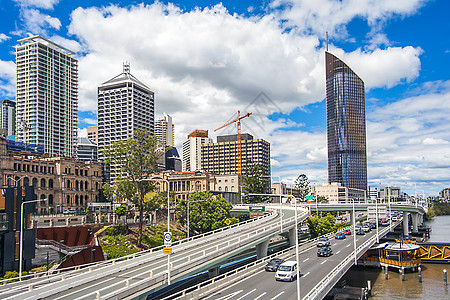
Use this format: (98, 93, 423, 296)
(0, 0, 449, 196)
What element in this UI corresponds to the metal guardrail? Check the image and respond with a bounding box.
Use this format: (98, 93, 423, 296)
(164, 226, 353, 300)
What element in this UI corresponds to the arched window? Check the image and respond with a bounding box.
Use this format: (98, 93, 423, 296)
(67, 195, 70, 204)
(80, 181, 83, 190)
(219, 186, 222, 191)
(23, 177, 29, 186)
(75, 195, 79, 205)
(32, 178, 38, 187)
(85, 181, 89, 190)
(95, 182, 98, 190)
(40, 178, 46, 188)
(75, 180, 79, 190)
(225, 186, 228, 192)
(231, 186, 235, 192)
(80, 196, 84, 205)
(49, 179, 54, 188)
(66, 180, 71, 189)
(48, 194, 54, 205)
(40, 194, 46, 202)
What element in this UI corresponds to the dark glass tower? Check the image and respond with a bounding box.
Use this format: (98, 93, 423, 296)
(325, 51, 367, 191)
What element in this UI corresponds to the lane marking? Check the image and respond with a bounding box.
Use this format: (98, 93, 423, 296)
(321, 259, 327, 265)
(205, 270, 265, 299)
(346, 244, 351, 248)
(333, 243, 337, 246)
(236, 288, 256, 300)
(336, 250, 341, 254)
(214, 290, 243, 300)
(304, 271, 310, 277)
(303, 258, 310, 262)
(271, 291, 285, 300)
(254, 292, 267, 300)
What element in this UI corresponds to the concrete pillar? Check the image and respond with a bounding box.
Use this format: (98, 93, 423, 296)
(419, 214, 423, 226)
(66, 218, 70, 226)
(207, 266, 220, 278)
(81, 216, 85, 225)
(288, 228, 297, 247)
(349, 210, 354, 225)
(31, 220, 38, 229)
(49, 219, 54, 227)
(256, 239, 269, 259)
(403, 212, 409, 238)
(107, 214, 111, 223)
(412, 213, 419, 232)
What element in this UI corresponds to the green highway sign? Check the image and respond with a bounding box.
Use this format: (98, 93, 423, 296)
(249, 206, 265, 212)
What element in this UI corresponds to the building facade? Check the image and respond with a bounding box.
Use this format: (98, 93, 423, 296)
(379, 186, 402, 202)
(201, 133, 270, 177)
(314, 182, 366, 204)
(0, 136, 102, 214)
(97, 64, 154, 182)
(86, 126, 98, 144)
(0, 100, 16, 137)
(439, 188, 450, 202)
(182, 130, 212, 172)
(77, 137, 98, 161)
(15, 36, 78, 158)
(326, 51, 367, 191)
(155, 113, 174, 147)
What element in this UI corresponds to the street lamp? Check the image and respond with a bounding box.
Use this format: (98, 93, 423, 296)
(7, 175, 28, 187)
(352, 199, 357, 265)
(91, 247, 96, 263)
(137, 177, 171, 285)
(291, 195, 301, 300)
(272, 176, 283, 233)
(19, 198, 47, 280)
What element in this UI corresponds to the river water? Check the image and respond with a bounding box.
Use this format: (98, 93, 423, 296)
(340, 215, 450, 299)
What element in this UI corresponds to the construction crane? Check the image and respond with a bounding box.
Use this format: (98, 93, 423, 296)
(215, 110, 252, 175)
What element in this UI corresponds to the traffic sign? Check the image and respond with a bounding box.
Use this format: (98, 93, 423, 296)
(224, 218, 232, 226)
(250, 212, 264, 218)
(163, 247, 172, 255)
(164, 231, 172, 247)
(249, 206, 265, 212)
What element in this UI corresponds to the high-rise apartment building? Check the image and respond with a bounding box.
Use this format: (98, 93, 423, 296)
(182, 130, 212, 172)
(77, 137, 98, 161)
(86, 126, 98, 144)
(0, 100, 15, 137)
(155, 113, 174, 147)
(325, 51, 367, 191)
(15, 36, 78, 157)
(201, 133, 270, 176)
(98, 63, 154, 181)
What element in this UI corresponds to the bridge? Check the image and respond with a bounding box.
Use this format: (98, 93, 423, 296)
(0, 202, 425, 299)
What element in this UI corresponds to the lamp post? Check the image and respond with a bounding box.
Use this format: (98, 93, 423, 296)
(272, 176, 283, 233)
(292, 195, 301, 300)
(137, 177, 171, 285)
(375, 195, 379, 243)
(19, 198, 46, 280)
(388, 186, 392, 232)
(7, 175, 28, 187)
(352, 199, 357, 265)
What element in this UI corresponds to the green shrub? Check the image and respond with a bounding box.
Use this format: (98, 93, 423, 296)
(104, 224, 128, 236)
(101, 235, 138, 259)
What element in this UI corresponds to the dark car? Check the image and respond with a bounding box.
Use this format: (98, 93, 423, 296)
(356, 229, 365, 235)
(317, 246, 333, 257)
(265, 258, 284, 272)
(335, 232, 346, 239)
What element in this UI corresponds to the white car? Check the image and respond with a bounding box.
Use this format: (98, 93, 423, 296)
(275, 261, 298, 282)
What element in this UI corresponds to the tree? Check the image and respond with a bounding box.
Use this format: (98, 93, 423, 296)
(102, 129, 164, 246)
(242, 160, 269, 203)
(115, 204, 127, 220)
(294, 174, 311, 201)
(175, 192, 238, 235)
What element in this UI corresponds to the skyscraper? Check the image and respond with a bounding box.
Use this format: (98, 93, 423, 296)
(0, 100, 15, 137)
(182, 130, 212, 172)
(155, 113, 174, 147)
(325, 51, 367, 191)
(98, 63, 154, 181)
(15, 36, 78, 157)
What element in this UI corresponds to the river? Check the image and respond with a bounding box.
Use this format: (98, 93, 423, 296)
(339, 215, 450, 299)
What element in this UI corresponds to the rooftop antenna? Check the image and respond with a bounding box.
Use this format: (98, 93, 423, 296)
(123, 62, 130, 74)
(326, 31, 329, 51)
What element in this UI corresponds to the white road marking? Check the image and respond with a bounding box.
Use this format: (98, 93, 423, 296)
(321, 259, 327, 264)
(303, 258, 310, 262)
(236, 288, 256, 300)
(271, 291, 285, 300)
(254, 292, 267, 300)
(333, 243, 337, 246)
(336, 250, 341, 254)
(215, 290, 243, 300)
(304, 271, 310, 277)
(346, 244, 351, 247)
(205, 270, 265, 299)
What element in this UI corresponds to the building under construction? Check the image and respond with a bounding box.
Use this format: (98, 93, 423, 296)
(200, 133, 270, 177)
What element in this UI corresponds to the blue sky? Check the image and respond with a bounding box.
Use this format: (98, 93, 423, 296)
(1, 0, 449, 196)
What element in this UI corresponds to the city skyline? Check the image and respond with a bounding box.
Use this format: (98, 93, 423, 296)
(0, 0, 449, 195)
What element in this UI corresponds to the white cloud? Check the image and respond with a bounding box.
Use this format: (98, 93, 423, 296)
(21, 9, 61, 33)
(78, 127, 87, 138)
(0, 33, 11, 43)
(269, 0, 427, 37)
(0, 60, 16, 97)
(422, 138, 449, 145)
(80, 118, 98, 125)
(14, 0, 60, 10)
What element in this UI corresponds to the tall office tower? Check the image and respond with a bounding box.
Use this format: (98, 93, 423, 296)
(201, 133, 271, 176)
(77, 136, 98, 161)
(15, 36, 78, 157)
(86, 126, 98, 144)
(155, 113, 174, 147)
(98, 63, 154, 181)
(325, 51, 367, 191)
(0, 100, 16, 137)
(182, 130, 212, 172)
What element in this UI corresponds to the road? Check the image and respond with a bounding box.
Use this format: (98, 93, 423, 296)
(203, 226, 385, 300)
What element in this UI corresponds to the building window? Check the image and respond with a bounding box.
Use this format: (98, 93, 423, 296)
(85, 181, 89, 190)
(231, 186, 235, 192)
(49, 179, 54, 188)
(40, 178, 46, 188)
(67, 195, 70, 204)
(219, 187, 222, 191)
(32, 178, 38, 187)
(75, 180, 79, 190)
(49, 194, 54, 205)
(66, 180, 71, 189)
(75, 169, 78, 176)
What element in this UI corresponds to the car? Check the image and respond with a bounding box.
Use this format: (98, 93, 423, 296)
(356, 229, 365, 235)
(355, 226, 362, 231)
(369, 222, 376, 229)
(265, 258, 284, 272)
(317, 237, 330, 247)
(392, 216, 398, 221)
(275, 261, 298, 281)
(63, 209, 76, 215)
(317, 246, 333, 257)
(335, 232, 346, 239)
(362, 225, 371, 232)
(343, 229, 351, 235)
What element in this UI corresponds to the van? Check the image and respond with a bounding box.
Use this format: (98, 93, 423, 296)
(275, 261, 298, 282)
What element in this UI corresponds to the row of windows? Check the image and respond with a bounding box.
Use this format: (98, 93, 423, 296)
(14, 163, 55, 174)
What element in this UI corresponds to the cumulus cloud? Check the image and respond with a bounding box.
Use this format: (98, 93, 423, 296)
(21, 9, 61, 33)
(14, 0, 60, 10)
(0, 33, 10, 43)
(0, 60, 16, 97)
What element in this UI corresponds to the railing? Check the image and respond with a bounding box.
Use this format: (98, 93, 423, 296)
(379, 258, 421, 267)
(0, 206, 280, 293)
